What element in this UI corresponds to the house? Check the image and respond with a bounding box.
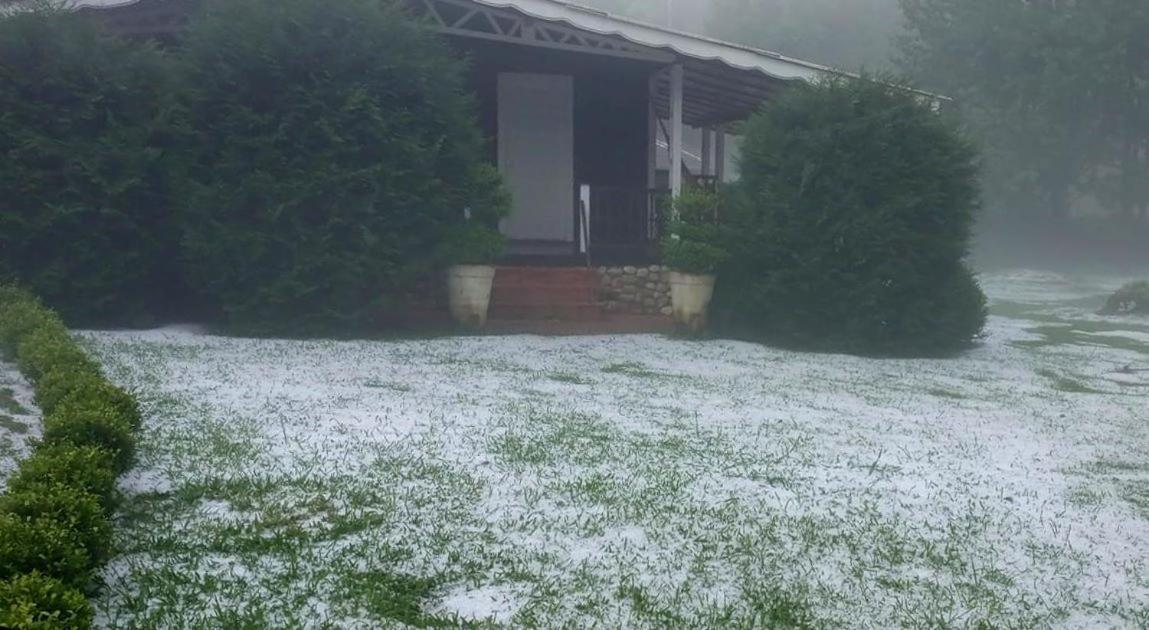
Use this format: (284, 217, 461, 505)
(76, 0, 872, 331)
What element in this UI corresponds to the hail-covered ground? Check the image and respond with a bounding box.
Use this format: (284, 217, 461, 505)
(82, 270, 1148, 628)
(0, 362, 39, 488)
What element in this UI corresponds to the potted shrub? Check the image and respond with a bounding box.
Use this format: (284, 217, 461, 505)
(441, 224, 506, 330)
(661, 189, 729, 333)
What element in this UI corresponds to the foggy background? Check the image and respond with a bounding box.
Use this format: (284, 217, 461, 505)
(583, 0, 1149, 274)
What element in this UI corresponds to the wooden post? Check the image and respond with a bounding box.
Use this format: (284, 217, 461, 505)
(715, 130, 726, 183)
(647, 72, 659, 191)
(669, 63, 684, 199)
(701, 127, 713, 178)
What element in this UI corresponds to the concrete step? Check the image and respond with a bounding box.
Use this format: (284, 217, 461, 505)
(488, 303, 605, 322)
(486, 314, 675, 335)
(494, 266, 597, 286)
(490, 286, 597, 306)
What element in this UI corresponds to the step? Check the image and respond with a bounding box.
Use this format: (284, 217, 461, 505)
(495, 266, 597, 285)
(492, 277, 598, 289)
(486, 314, 675, 336)
(490, 286, 598, 306)
(488, 303, 605, 322)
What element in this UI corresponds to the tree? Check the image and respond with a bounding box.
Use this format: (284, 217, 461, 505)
(177, 0, 508, 334)
(709, 0, 902, 71)
(718, 77, 986, 356)
(0, 7, 181, 325)
(899, 0, 1149, 227)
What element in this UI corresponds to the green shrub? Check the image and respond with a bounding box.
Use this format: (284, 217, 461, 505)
(30, 366, 106, 416)
(0, 8, 182, 326)
(0, 572, 92, 629)
(41, 402, 136, 474)
(720, 76, 986, 356)
(7, 445, 118, 512)
(1101, 281, 1149, 315)
(0, 484, 111, 566)
(0, 515, 92, 587)
(0, 295, 66, 359)
(36, 372, 140, 431)
(437, 223, 507, 266)
(661, 189, 730, 275)
(14, 328, 95, 385)
(177, 0, 510, 334)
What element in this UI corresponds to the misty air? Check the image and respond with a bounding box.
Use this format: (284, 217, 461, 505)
(0, 0, 1146, 627)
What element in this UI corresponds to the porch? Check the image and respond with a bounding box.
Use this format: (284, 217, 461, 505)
(408, 0, 833, 267)
(81, 0, 840, 332)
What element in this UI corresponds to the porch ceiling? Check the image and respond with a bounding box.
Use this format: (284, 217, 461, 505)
(420, 0, 820, 128)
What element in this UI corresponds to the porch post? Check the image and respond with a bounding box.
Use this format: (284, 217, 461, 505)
(647, 72, 659, 190)
(715, 129, 726, 183)
(669, 63, 684, 198)
(701, 127, 713, 177)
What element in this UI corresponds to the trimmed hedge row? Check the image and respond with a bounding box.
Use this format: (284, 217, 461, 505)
(0, 286, 141, 628)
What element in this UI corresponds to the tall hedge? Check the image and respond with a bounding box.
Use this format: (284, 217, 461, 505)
(0, 8, 181, 326)
(718, 77, 986, 356)
(176, 0, 508, 334)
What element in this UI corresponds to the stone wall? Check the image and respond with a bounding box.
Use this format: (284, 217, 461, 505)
(596, 265, 672, 316)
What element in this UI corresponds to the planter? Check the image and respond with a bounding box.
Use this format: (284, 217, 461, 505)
(668, 271, 716, 334)
(447, 265, 496, 330)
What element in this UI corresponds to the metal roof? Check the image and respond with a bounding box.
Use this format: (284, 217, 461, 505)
(74, 0, 944, 127)
(466, 0, 841, 83)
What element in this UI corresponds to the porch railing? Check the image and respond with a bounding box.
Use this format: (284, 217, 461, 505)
(578, 185, 670, 265)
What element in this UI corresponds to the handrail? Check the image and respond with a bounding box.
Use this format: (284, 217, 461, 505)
(579, 197, 591, 268)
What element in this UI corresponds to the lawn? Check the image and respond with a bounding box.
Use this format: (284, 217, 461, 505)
(0, 362, 39, 483)
(51, 270, 1149, 627)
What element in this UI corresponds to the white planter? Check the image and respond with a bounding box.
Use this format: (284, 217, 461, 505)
(668, 271, 716, 333)
(447, 265, 496, 330)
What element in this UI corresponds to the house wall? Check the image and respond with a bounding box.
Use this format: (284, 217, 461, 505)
(452, 38, 655, 191)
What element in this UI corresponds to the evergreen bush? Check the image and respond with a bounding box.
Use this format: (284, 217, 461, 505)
(0, 515, 91, 588)
(719, 77, 986, 356)
(176, 0, 509, 334)
(0, 294, 66, 359)
(0, 572, 92, 630)
(0, 484, 111, 567)
(0, 284, 141, 622)
(41, 403, 136, 474)
(31, 367, 106, 417)
(1101, 281, 1149, 315)
(0, 8, 181, 325)
(15, 329, 96, 385)
(7, 446, 119, 512)
(36, 374, 140, 432)
(662, 189, 730, 275)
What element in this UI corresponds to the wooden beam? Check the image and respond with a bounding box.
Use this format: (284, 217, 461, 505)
(701, 128, 712, 177)
(648, 72, 659, 190)
(670, 63, 684, 198)
(715, 131, 726, 182)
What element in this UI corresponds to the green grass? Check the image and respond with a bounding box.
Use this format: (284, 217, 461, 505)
(336, 570, 459, 628)
(1035, 368, 1108, 394)
(0, 413, 28, 434)
(78, 274, 1149, 627)
(363, 379, 412, 392)
(0, 387, 28, 415)
(545, 372, 592, 385)
(1011, 324, 1149, 354)
(601, 361, 678, 380)
(927, 388, 967, 400)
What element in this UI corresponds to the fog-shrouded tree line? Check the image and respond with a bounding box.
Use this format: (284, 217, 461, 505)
(587, 0, 1149, 264)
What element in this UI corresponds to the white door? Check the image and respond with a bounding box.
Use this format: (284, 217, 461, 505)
(498, 73, 575, 243)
